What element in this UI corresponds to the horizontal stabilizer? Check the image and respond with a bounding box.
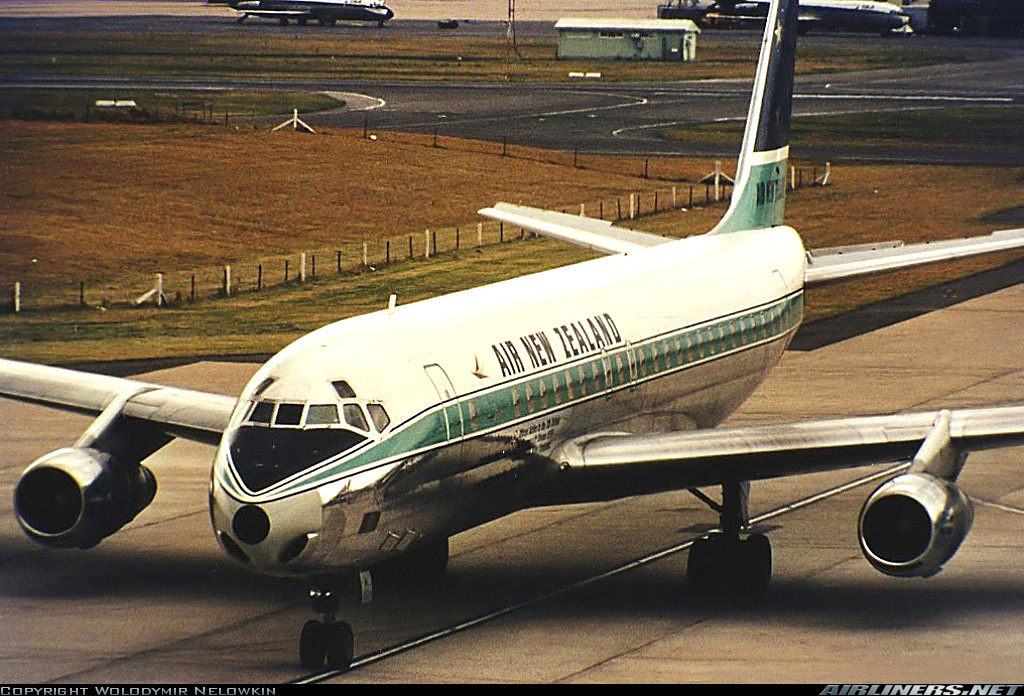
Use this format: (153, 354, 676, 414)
(478, 202, 673, 255)
(805, 228, 1024, 286)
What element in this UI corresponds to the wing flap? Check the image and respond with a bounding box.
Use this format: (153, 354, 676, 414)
(478, 202, 673, 255)
(805, 228, 1024, 286)
(556, 405, 1024, 489)
(0, 358, 235, 444)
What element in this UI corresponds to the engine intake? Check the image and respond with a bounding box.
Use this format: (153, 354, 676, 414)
(858, 472, 972, 578)
(14, 447, 157, 549)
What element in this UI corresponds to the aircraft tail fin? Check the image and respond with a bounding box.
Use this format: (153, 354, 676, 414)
(710, 0, 798, 235)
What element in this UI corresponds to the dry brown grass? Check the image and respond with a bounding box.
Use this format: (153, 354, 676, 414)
(2, 120, 1023, 364)
(0, 121, 699, 291)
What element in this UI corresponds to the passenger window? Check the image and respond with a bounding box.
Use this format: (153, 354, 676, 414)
(367, 403, 390, 432)
(275, 403, 304, 426)
(333, 380, 356, 399)
(307, 404, 340, 426)
(249, 401, 274, 424)
(344, 404, 369, 431)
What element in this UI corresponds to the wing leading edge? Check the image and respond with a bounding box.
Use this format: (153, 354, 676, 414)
(551, 405, 1024, 492)
(0, 358, 235, 445)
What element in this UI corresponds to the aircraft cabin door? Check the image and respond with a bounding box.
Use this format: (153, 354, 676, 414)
(423, 363, 465, 441)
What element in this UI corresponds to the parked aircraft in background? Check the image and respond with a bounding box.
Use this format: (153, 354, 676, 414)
(226, 0, 394, 26)
(4, 0, 1024, 674)
(660, 0, 913, 34)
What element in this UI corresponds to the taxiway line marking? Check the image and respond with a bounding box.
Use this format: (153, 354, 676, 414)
(292, 463, 907, 684)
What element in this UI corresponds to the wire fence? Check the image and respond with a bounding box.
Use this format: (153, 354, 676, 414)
(5, 162, 831, 314)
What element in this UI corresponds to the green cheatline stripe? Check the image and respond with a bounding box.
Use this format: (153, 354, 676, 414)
(227, 291, 804, 499)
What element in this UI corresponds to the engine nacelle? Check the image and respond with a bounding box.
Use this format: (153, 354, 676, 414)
(13, 447, 157, 549)
(858, 472, 973, 578)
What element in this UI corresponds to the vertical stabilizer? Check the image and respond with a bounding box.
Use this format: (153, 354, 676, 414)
(710, 0, 798, 235)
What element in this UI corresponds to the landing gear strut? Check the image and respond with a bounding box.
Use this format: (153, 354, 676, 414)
(686, 481, 772, 594)
(299, 577, 354, 670)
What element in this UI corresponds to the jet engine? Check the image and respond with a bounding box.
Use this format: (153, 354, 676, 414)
(857, 472, 973, 578)
(14, 447, 157, 549)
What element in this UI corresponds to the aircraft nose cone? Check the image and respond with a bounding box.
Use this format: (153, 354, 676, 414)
(211, 478, 323, 571)
(232, 504, 270, 544)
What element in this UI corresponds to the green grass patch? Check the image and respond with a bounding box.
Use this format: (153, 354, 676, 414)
(0, 88, 342, 122)
(659, 105, 1024, 155)
(0, 239, 597, 364)
(0, 29, 1005, 82)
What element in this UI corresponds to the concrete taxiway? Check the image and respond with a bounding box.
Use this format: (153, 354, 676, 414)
(2, 272, 1023, 683)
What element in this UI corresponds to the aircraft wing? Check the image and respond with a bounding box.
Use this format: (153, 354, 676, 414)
(0, 358, 235, 445)
(478, 202, 673, 255)
(554, 405, 1024, 488)
(804, 228, 1024, 286)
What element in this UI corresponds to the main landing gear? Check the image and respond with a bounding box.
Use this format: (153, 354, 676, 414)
(300, 577, 354, 671)
(686, 481, 772, 594)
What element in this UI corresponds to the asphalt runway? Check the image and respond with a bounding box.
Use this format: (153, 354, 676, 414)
(2, 276, 1024, 684)
(2, 15, 1023, 163)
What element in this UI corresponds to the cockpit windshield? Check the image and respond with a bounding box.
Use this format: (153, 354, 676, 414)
(228, 395, 391, 492)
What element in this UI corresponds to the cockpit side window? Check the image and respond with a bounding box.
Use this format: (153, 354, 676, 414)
(275, 403, 304, 426)
(343, 404, 369, 432)
(248, 401, 274, 424)
(367, 403, 390, 432)
(306, 404, 340, 426)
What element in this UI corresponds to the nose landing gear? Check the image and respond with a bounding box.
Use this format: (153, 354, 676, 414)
(299, 578, 354, 671)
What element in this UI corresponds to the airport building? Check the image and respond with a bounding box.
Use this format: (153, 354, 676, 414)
(554, 18, 700, 61)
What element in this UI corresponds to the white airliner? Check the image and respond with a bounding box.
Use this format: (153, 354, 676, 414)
(3, 0, 1024, 672)
(226, 0, 394, 26)
(668, 0, 914, 34)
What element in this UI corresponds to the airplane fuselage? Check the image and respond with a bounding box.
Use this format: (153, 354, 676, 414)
(229, 0, 394, 25)
(209, 225, 806, 577)
(726, 0, 911, 33)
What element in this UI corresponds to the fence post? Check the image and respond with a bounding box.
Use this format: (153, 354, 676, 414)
(13, 281, 20, 313)
(363, 242, 369, 267)
(654, 191, 659, 212)
(455, 227, 460, 249)
(424, 230, 431, 259)
(790, 165, 796, 190)
(284, 259, 289, 283)
(689, 185, 693, 207)
(408, 235, 413, 258)
(629, 193, 636, 220)
(336, 250, 342, 273)
(257, 264, 263, 290)
(386, 240, 391, 264)
(672, 186, 677, 208)
(599, 200, 604, 219)
(224, 265, 231, 296)
(580, 203, 585, 217)
(617, 198, 621, 219)
(499, 222, 504, 243)
(714, 160, 722, 202)
(477, 223, 483, 247)
(79, 281, 85, 307)
(156, 273, 164, 307)
(432, 230, 437, 256)
(191, 274, 196, 302)
(299, 253, 306, 283)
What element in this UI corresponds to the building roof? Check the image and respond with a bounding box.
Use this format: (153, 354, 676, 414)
(555, 17, 700, 32)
